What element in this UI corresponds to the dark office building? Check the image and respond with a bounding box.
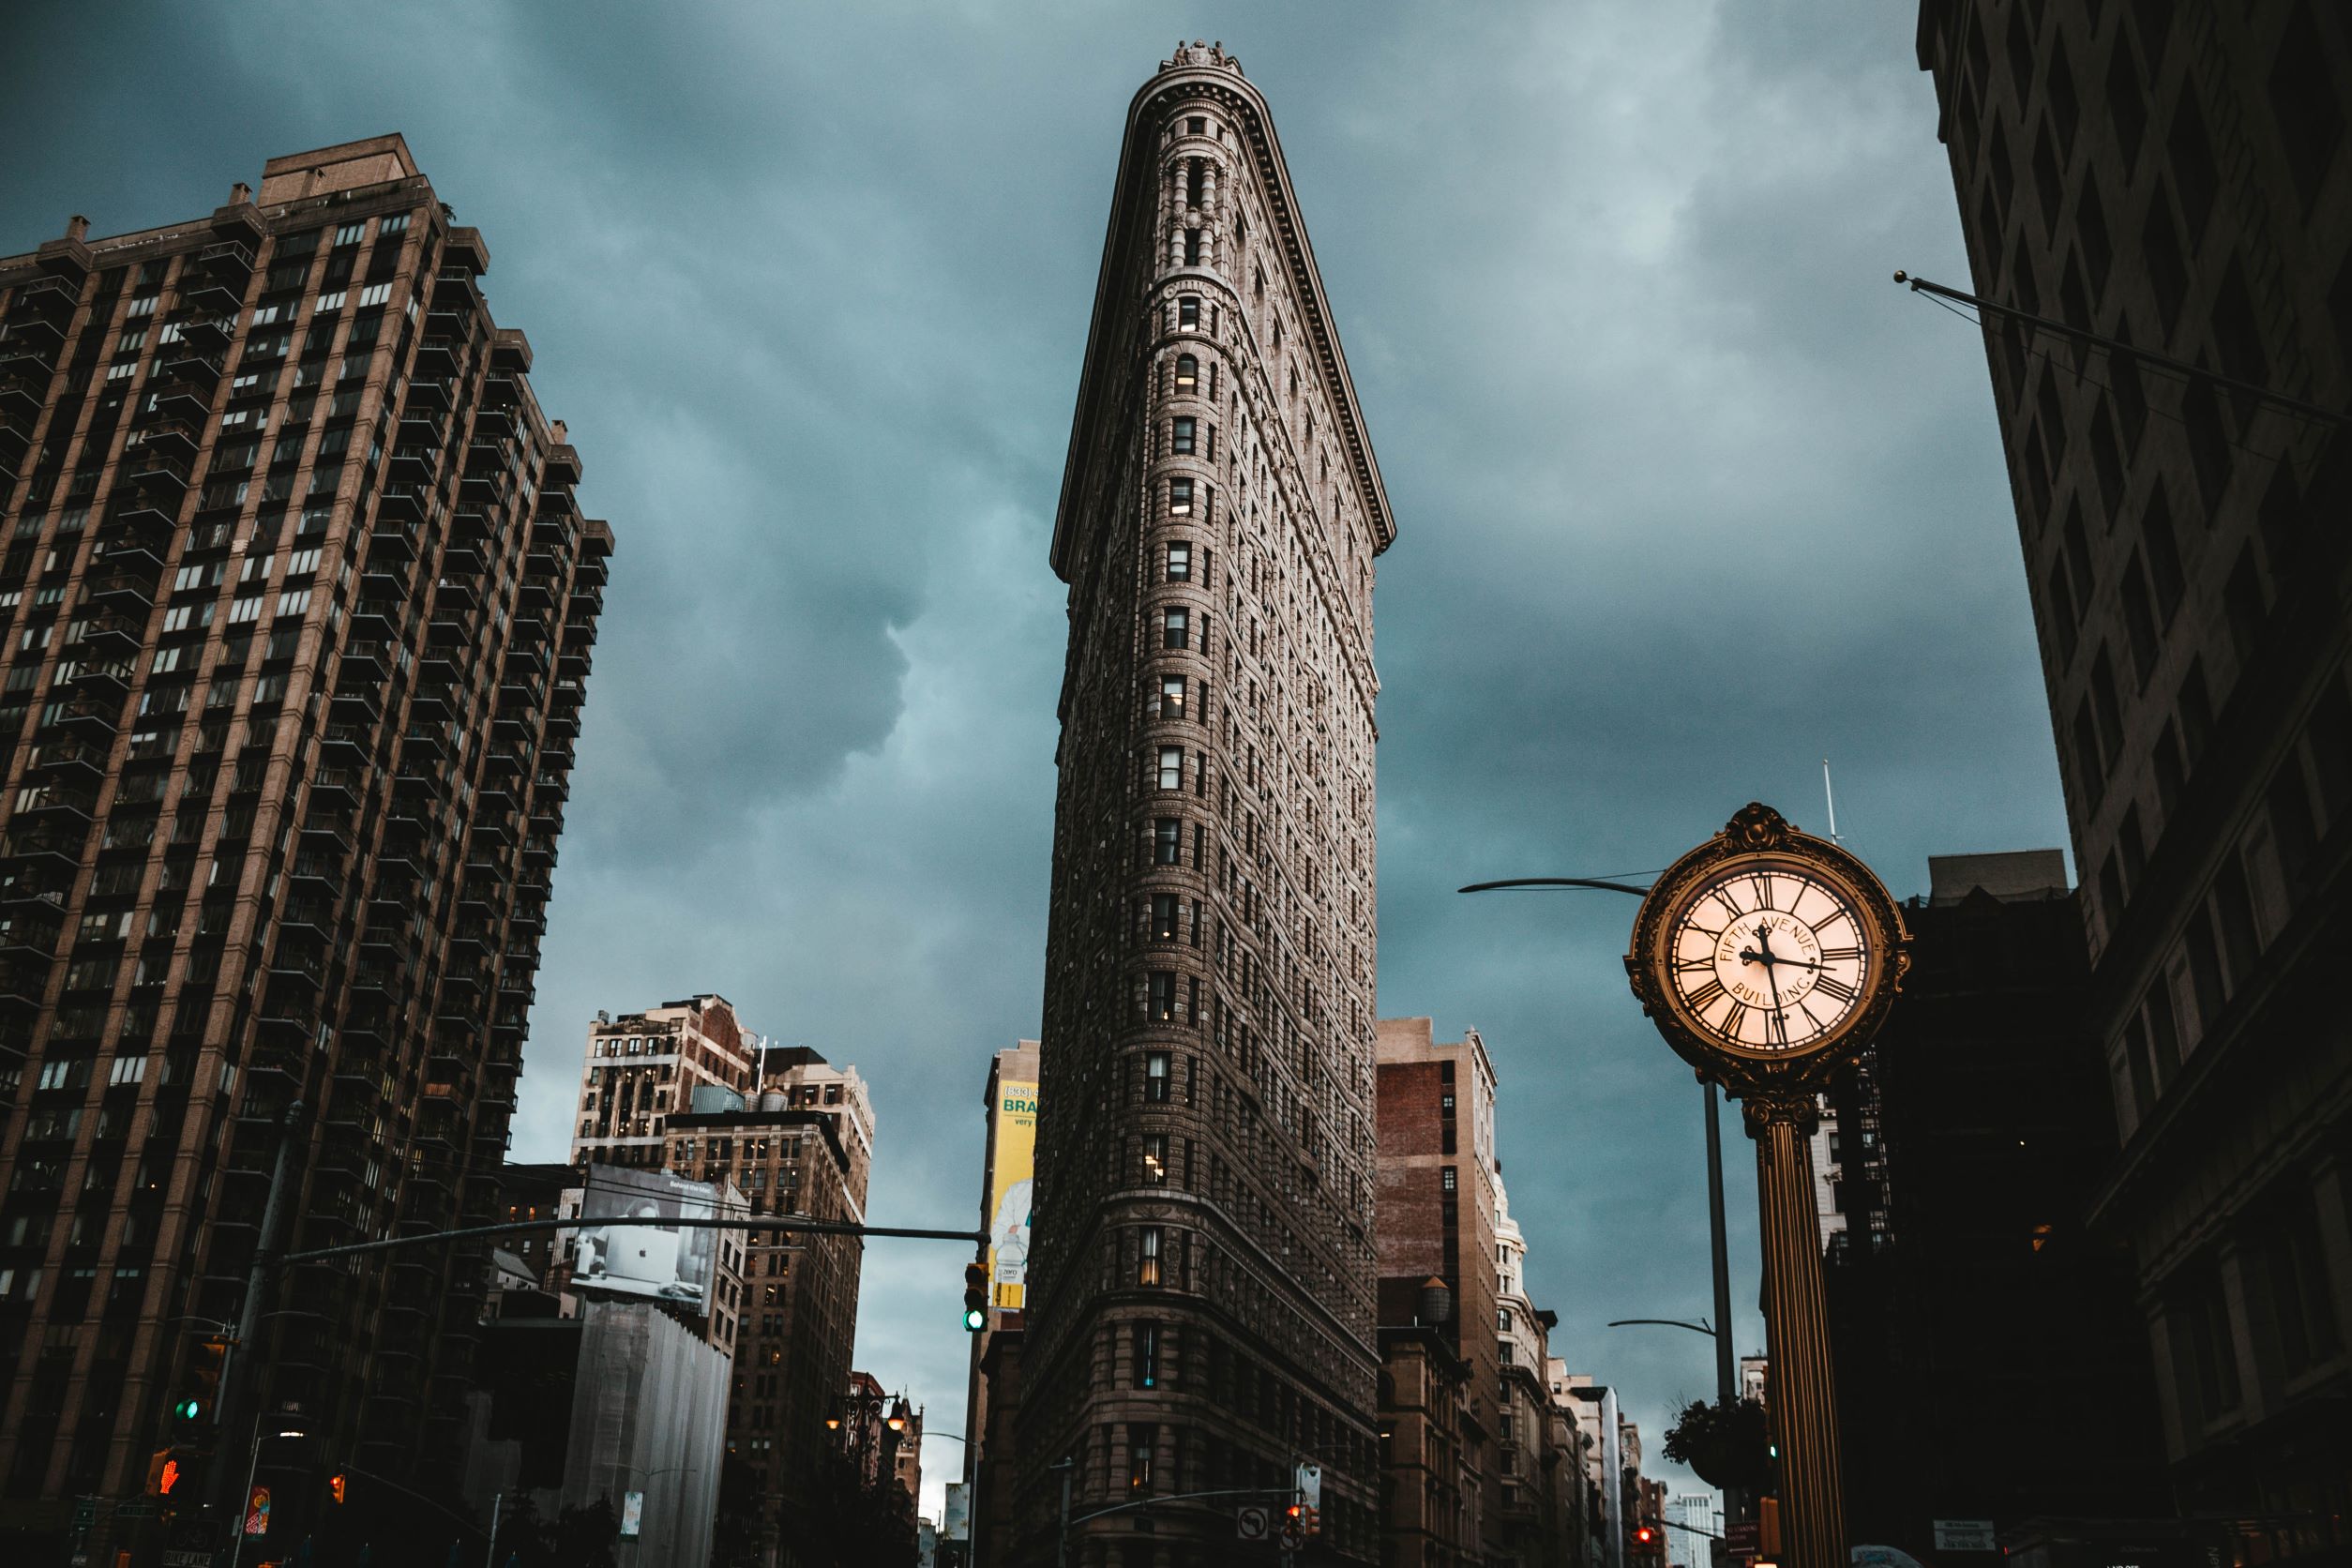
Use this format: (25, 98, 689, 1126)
(0, 134, 609, 1552)
(1016, 40, 1395, 1567)
(1916, 3, 2352, 1542)
(1825, 852, 2171, 1548)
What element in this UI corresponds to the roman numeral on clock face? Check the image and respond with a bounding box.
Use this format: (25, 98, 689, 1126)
(1814, 973, 1858, 1004)
(1684, 977, 1726, 1013)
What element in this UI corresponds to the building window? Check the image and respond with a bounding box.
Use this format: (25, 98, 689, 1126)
(1440, 1167, 1457, 1192)
(1147, 972, 1177, 1022)
(1141, 1133, 1169, 1184)
(1145, 1052, 1171, 1101)
(1174, 354, 1198, 393)
(1163, 608, 1189, 649)
(1153, 819, 1182, 865)
(1155, 746, 1184, 791)
(1128, 1425, 1155, 1490)
(1151, 895, 1179, 942)
(1178, 296, 1200, 330)
(1169, 477, 1194, 516)
(1167, 541, 1191, 580)
(1160, 675, 1186, 719)
(1500, 1307, 1513, 1332)
(1172, 416, 1196, 454)
(1136, 1322, 1161, 1388)
(1183, 228, 1202, 265)
(1138, 1227, 1163, 1285)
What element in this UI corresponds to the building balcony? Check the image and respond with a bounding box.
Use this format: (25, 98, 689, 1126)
(160, 346, 225, 386)
(193, 241, 254, 284)
(13, 784, 96, 824)
(6, 275, 79, 321)
(308, 765, 362, 809)
(0, 957, 53, 1010)
(471, 404, 515, 443)
(0, 366, 46, 416)
(431, 579, 480, 614)
(168, 313, 232, 354)
(138, 417, 201, 463)
(375, 483, 429, 526)
(180, 274, 245, 318)
(0, 912, 62, 959)
(388, 446, 439, 486)
(149, 383, 213, 426)
(368, 517, 422, 564)
(402, 377, 452, 414)
(0, 340, 57, 383)
(481, 375, 520, 410)
(26, 737, 107, 782)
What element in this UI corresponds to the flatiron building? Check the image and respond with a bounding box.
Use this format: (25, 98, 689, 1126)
(1017, 42, 1395, 1565)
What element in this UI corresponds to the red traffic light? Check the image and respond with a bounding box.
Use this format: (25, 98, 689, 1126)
(329, 1473, 347, 1505)
(1636, 1526, 1657, 1545)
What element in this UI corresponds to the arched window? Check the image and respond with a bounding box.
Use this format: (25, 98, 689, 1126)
(1174, 354, 1198, 393)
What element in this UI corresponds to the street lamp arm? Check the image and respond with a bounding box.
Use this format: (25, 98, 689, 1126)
(1459, 877, 1652, 897)
(1606, 1317, 1718, 1339)
(1068, 1486, 1296, 1528)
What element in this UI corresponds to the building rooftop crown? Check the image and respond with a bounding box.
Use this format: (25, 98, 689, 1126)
(1161, 39, 1242, 76)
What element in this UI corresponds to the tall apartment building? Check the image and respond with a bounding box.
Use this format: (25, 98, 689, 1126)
(567, 994, 756, 1169)
(657, 1043, 873, 1567)
(0, 135, 608, 1532)
(1017, 41, 1395, 1566)
(1916, 1, 2352, 1525)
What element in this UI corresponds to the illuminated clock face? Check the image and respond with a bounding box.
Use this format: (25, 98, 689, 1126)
(1665, 864, 1871, 1054)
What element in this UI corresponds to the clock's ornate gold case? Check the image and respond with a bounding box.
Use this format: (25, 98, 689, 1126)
(1625, 801, 1913, 1107)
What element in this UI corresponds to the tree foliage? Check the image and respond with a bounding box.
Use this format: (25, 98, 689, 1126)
(1660, 1397, 1773, 1490)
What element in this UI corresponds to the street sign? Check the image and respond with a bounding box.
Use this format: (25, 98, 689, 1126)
(1236, 1505, 1271, 1540)
(1935, 1520, 1998, 1553)
(162, 1551, 214, 1568)
(1294, 1462, 1321, 1508)
(118, 1501, 157, 1519)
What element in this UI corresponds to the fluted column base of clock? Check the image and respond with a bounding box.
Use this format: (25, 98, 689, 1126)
(1749, 1097, 1847, 1568)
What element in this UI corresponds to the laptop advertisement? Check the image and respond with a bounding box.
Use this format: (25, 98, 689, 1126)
(572, 1166, 723, 1312)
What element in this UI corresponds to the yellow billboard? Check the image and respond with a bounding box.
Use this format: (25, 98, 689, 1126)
(986, 1079, 1037, 1310)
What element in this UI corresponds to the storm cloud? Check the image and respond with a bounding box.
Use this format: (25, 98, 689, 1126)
(1, 0, 2065, 1512)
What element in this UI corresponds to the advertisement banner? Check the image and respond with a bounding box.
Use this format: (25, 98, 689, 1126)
(942, 1483, 970, 1542)
(986, 1079, 1037, 1309)
(571, 1166, 723, 1312)
(619, 1491, 644, 1540)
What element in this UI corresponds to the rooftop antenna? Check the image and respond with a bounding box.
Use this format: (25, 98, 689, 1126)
(1822, 759, 1842, 845)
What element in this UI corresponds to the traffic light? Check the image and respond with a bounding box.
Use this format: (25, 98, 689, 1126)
(1283, 1503, 1306, 1545)
(962, 1261, 988, 1332)
(1303, 1505, 1321, 1539)
(171, 1335, 230, 1434)
(1635, 1524, 1658, 1547)
(328, 1472, 347, 1506)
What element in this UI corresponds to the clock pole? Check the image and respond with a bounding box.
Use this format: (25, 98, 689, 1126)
(1624, 803, 1909, 1568)
(1747, 1093, 1846, 1568)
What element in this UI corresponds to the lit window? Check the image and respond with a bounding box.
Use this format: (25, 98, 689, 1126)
(1138, 1227, 1163, 1286)
(1160, 676, 1185, 719)
(1169, 478, 1193, 515)
(1155, 746, 1184, 791)
(1167, 541, 1191, 580)
(1441, 1167, 1457, 1192)
(1163, 608, 1189, 649)
(1174, 354, 1198, 393)
(1145, 1052, 1170, 1101)
(1136, 1323, 1161, 1388)
(1150, 896, 1178, 942)
(1172, 416, 1196, 454)
(1128, 1425, 1155, 1489)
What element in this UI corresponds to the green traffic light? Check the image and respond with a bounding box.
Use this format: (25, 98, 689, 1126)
(174, 1398, 204, 1420)
(962, 1306, 987, 1331)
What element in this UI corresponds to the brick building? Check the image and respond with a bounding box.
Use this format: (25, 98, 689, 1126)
(568, 993, 757, 1168)
(1017, 40, 1395, 1565)
(1375, 1018, 1500, 1563)
(657, 1044, 873, 1567)
(0, 133, 608, 1543)
(1915, 1, 2352, 1537)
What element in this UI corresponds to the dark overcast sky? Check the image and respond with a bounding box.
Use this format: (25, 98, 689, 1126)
(2, 0, 2071, 1515)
